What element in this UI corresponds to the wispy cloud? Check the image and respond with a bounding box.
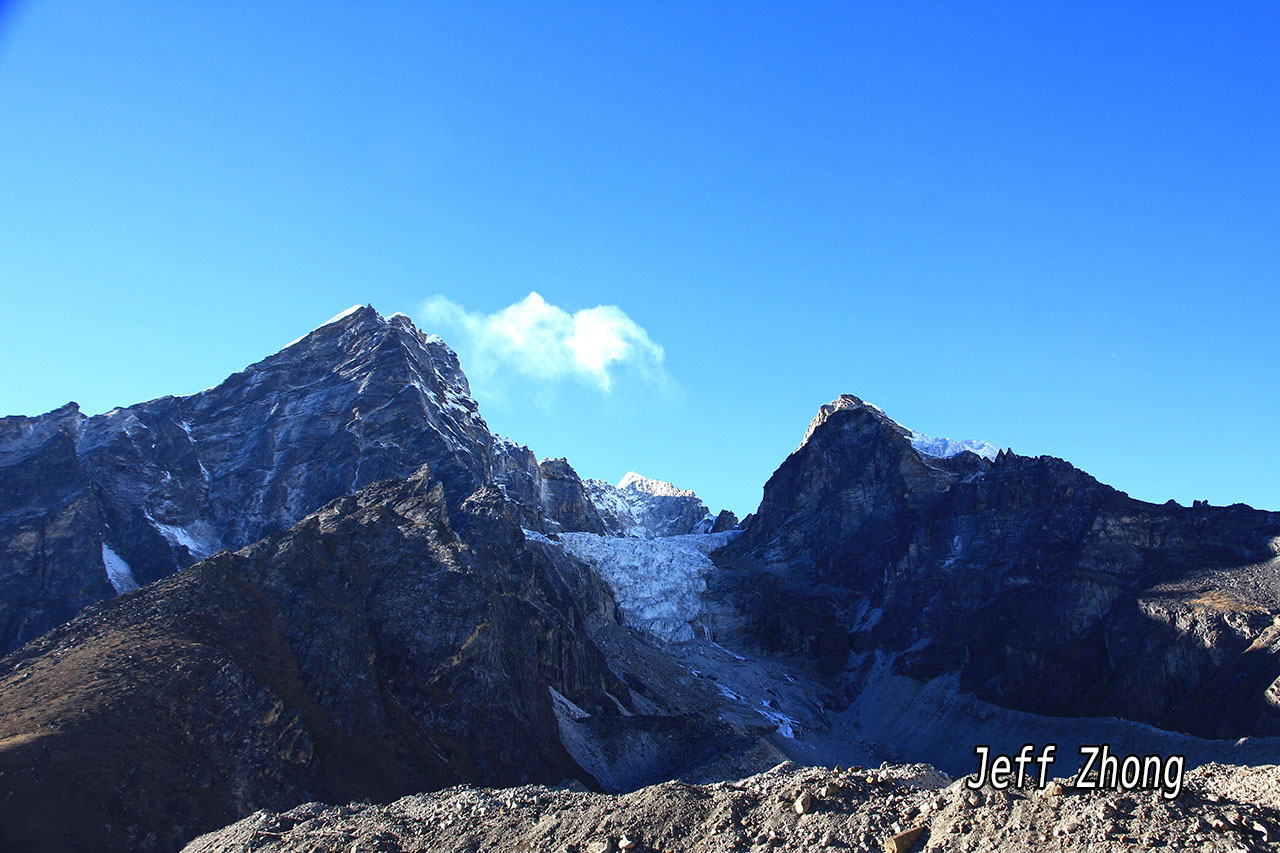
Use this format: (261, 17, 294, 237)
(420, 292, 666, 392)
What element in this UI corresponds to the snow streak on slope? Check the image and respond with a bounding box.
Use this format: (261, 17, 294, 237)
(101, 544, 139, 594)
(555, 531, 739, 643)
(151, 519, 223, 561)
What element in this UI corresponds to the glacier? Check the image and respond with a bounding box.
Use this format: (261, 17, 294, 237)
(554, 530, 740, 643)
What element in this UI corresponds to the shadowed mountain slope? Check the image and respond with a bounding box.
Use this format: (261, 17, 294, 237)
(0, 465, 628, 852)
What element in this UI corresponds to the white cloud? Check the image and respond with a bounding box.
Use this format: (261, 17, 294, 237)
(420, 292, 666, 392)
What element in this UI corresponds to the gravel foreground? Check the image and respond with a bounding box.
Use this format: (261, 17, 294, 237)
(184, 760, 1280, 852)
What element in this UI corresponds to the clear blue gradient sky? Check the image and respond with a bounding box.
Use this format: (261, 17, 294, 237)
(2, 2, 1277, 516)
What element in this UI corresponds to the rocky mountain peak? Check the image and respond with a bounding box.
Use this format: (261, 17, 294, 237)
(796, 394, 999, 465)
(795, 394, 905, 452)
(0, 304, 497, 654)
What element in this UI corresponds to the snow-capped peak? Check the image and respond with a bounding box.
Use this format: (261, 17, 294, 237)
(797, 395, 1000, 462)
(283, 305, 376, 349)
(322, 304, 367, 326)
(618, 471, 697, 498)
(909, 430, 999, 461)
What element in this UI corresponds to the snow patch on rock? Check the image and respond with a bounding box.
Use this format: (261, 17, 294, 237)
(757, 706, 800, 739)
(101, 544, 139, 594)
(151, 519, 222, 561)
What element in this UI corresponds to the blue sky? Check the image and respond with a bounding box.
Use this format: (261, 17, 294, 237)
(2, 2, 1278, 516)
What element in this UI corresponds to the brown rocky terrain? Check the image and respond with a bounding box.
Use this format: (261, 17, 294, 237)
(183, 760, 1280, 853)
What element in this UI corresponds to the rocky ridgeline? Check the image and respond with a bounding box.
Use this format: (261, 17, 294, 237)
(493, 438, 716, 538)
(183, 760, 1280, 853)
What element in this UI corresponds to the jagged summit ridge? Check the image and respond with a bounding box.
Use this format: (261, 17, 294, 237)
(797, 393, 1000, 462)
(618, 471, 698, 498)
(281, 303, 366, 349)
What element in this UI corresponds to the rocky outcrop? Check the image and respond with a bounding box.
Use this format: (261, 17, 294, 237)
(0, 402, 115, 652)
(538, 458, 612, 533)
(183, 760, 1280, 853)
(711, 509, 740, 533)
(715, 395, 1280, 738)
(0, 307, 496, 654)
(0, 464, 630, 852)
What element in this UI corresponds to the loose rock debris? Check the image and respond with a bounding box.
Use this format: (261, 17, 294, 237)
(184, 760, 1280, 852)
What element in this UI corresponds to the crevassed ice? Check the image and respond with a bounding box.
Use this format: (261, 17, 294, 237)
(555, 531, 740, 643)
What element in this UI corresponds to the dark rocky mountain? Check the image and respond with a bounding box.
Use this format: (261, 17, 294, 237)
(0, 464, 641, 852)
(4, 310, 1280, 852)
(714, 394, 1280, 739)
(0, 307, 496, 655)
(0, 308, 742, 851)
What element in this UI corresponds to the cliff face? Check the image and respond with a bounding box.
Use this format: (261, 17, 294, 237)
(716, 395, 1280, 737)
(0, 307, 497, 654)
(0, 402, 115, 652)
(0, 464, 628, 853)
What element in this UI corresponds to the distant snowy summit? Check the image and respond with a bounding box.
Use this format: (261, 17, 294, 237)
(908, 432, 999, 461)
(617, 471, 699, 499)
(492, 439, 719, 539)
(585, 472, 715, 537)
(798, 393, 1002, 462)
